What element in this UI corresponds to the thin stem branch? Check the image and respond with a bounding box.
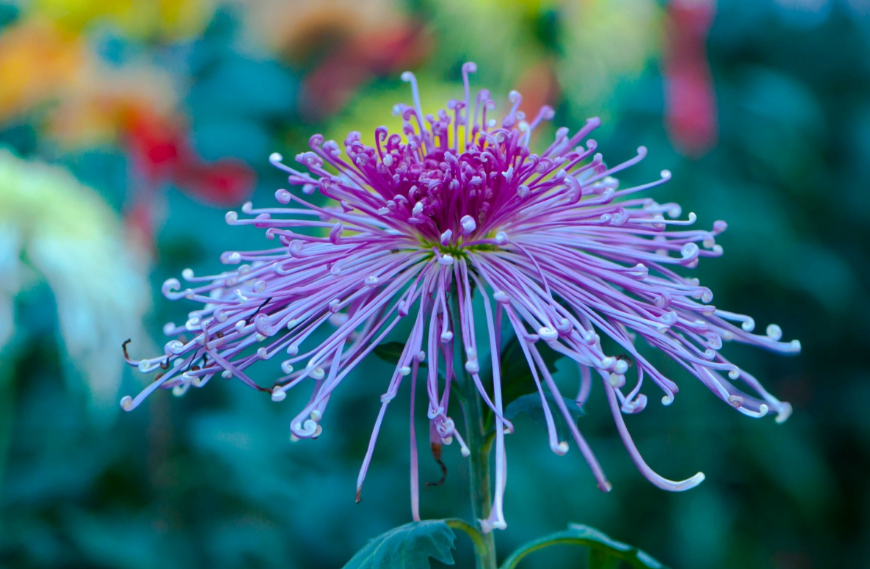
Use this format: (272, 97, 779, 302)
(446, 518, 489, 562)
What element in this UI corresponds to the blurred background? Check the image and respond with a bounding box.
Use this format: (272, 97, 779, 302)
(0, 0, 868, 567)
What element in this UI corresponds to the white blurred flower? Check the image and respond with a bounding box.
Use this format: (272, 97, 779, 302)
(0, 149, 151, 414)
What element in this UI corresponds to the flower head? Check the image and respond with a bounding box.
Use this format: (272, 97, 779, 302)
(122, 63, 800, 531)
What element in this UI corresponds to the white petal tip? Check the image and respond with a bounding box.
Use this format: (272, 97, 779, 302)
(271, 389, 287, 402)
(775, 403, 793, 424)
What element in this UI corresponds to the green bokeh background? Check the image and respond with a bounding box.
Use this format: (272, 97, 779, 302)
(1, 1, 869, 568)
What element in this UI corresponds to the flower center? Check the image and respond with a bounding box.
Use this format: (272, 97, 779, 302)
(359, 136, 527, 246)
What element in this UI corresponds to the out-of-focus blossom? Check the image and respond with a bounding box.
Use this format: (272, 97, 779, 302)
(0, 150, 151, 414)
(426, 0, 542, 86)
(27, 0, 217, 41)
(513, 59, 560, 136)
(232, 0, 408, 60)
(0, 18, 255, 212)
(0, 18, 177, 146)
(233, 0, 430, 118)
(0, 19, 85, 122)
(558, 0, 662, 115)
(664, 0, 718, 157)
(44, 61, 177, 150)
(124, 108, 255, 208)
(299, 23, 431, 119)
(122, 65, 799, 530)
(428, 0, 662, 119)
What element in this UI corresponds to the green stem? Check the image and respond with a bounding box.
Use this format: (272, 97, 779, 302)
(451, 293, 497, 569)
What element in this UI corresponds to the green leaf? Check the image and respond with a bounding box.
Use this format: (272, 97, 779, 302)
(499, 524, 667, 569)
(482, 334, 566, 430)
(499, 335, 565, 409)
(373, 342, 427, 369)
(504, 392, 585, 442)
(589, 549, 621, 569)
(342, 520, 456, 569)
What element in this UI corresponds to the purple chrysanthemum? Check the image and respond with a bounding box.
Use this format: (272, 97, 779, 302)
(122, 63, 799, 532)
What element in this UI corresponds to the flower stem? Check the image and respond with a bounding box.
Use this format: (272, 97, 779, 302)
(451, 294, 497, 569)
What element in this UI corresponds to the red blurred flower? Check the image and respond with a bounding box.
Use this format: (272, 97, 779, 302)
(663, 0, 718, 158)
(124, 108, 254, 207)
(174, 159, 256, 208)
(515, 60, 560, 132)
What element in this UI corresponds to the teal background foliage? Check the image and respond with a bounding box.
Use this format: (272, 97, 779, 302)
(1, 0, 869, 567)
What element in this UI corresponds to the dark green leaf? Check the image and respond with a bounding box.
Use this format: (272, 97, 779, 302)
(504, 392, 584, 442)
(483, 334, 567, 429)
(499, 335, 565, 409)
(373, 342, 427, 369)
(342, 521, 456, 569)
(589, 549, 621, 569)
(499, 524, 666, 569)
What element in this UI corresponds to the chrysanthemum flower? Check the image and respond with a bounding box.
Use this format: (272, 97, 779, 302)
(122, 63, 800, 531)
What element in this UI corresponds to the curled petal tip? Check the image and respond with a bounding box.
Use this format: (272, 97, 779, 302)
(271, 387, 287, 402)
(766, 324, 783, 340)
